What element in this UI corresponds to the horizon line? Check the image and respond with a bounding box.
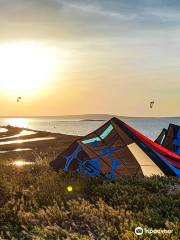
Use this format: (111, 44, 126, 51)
(0, 114, 180, 118)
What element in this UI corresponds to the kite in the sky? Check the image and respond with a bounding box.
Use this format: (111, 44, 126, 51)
(150, 101, 155, 109)
(17, 97, 22, 102)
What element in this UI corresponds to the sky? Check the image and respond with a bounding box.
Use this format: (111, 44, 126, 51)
(0, 0, 180, 117)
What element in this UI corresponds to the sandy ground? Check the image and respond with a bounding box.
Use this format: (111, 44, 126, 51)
(0, 125, 79, 164)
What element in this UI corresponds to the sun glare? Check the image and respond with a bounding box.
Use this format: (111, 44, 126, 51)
(5, 118, 29, 128)
(0, 42, 59, 95)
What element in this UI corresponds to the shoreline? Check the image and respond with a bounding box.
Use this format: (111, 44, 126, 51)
(0, 125, 78, 164)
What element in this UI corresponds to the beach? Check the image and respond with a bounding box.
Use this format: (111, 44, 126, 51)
(1, 116, 180, 166)
(0, 150, 179, 239)
(0, 125, 78, 166)
(1, 0, 180, 237)
(0, 120, 179, 239)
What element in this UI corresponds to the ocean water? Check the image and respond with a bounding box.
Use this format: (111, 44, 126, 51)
(0, 117, 180, 140)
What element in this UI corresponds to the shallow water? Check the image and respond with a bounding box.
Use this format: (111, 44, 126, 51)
(0, 128, 8, 133)
(0, 130, 36, 139)
(0, 148, 32, 153)
(0, 117, 180, 140)
(12, 160, 34, 167)
(0, 137, 55, 145)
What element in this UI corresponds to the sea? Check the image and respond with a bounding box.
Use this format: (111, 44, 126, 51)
(0, 117, 180, 140)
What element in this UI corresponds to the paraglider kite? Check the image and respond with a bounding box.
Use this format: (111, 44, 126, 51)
(17, 97, 22, 103)
(150, 101, 154, 109)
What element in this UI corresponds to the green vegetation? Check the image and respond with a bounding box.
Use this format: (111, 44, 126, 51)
(0, 163, 179, 240)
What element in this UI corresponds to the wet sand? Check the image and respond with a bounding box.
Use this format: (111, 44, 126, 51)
(0, 125, 79, 164)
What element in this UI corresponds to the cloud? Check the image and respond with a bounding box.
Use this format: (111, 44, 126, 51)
(0, 0, 180, 43)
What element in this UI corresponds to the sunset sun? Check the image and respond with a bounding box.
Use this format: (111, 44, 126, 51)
(0, 42, 58, 95)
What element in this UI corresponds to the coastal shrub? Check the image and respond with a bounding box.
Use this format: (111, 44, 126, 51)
(0, 164, 179, 239)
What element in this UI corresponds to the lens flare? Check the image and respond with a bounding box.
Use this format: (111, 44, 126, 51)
(67, 186, 73, 192)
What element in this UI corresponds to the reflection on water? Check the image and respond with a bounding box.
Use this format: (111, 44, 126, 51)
(13, 160, 34, 167)
(3, 118, 29, 128)
(0, 117, 106, 136)
(13, 148, 32, 152)
(1, 117, 180, 139)
(0, 137, 55, 145)
(0, 130, 36, 139)
(0, 148, 32, 153)
(0, 128, 8, 133)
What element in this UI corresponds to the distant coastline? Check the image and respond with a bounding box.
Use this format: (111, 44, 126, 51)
(80, 119, 106, 122)
(1, 114, 180, 119)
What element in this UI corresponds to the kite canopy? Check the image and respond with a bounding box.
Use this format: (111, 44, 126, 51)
(17, 97, 22, 102)
(155, 128, 167, 145)
(157, 124, 180, 155)
(150, 101, 155, 109)
(50, 118, 180, 178)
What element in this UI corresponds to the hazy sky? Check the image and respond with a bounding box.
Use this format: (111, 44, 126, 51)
(0, 0, 180, 116)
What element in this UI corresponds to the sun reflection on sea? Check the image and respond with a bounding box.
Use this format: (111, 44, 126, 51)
(5, 118, 29, 128)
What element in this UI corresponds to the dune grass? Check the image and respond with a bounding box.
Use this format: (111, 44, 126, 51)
(0, 163, 179, 240)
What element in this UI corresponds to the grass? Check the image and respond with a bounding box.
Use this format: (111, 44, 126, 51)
(0, 163, 179, 240)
